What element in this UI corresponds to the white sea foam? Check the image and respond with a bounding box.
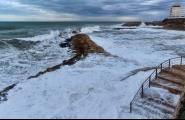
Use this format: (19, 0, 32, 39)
(108, 23, 124, 29)
(139, 22, 146, 27)
(81, 25, 101, 33)
(0, 25, 185, 118)
(18, 30, 61, 42)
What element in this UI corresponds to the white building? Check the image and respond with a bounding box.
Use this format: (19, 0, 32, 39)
(169, 4, 185, 18)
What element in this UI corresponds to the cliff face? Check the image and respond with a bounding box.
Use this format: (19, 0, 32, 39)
(162, 18, 185, 30)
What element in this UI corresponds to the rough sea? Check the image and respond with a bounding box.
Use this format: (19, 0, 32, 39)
(0, 22, 185, 118)
(0, 22, 121, 89)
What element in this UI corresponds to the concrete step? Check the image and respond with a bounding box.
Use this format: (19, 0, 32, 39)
(143, 87, 180, 108)
(152, 78, 184, 92)
(144, 94, 176, 109)
(151, 81, 182, 94)
(161, 68, 185, 80)
(136, 97, 175, 114)
(133, 98, 172, 119)
(172, 65, 185, 72)
(132, 105, 162, 119)
(158, 72, 184, 86)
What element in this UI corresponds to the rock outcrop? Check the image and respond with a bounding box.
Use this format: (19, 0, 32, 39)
(122, 21, 163, 27)
(162, 18, 185, 30)
(121, 19, 185, 30)
(70, 34, 108, 55)
(28, 55, 82, 79)
(145, 21, 162, 26)
(60, 34, 110, 56)
(122, 21, 142, 27)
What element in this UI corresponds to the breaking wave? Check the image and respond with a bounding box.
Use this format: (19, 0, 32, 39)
(18, 30, 61, 42)
(81, 25, 101, 33)
(0, 39, 40, 50)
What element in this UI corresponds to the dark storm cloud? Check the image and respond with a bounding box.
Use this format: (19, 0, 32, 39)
(0, 0, 185, 21)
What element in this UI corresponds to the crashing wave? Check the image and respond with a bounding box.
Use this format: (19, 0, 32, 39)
(81, 25, 101, 33)
(139, 22, 146, 27)
(17, 30, 61, 42)
(0, 39, 39, 50)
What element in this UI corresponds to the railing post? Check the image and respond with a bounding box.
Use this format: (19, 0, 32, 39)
(161, 63, 163, 70)
(155, 68, 158, 79)
(169, 59, 171, 68)
(130, 103, 132, 113)
(149, 76, 151, 88)
(141, 84, 144, 98)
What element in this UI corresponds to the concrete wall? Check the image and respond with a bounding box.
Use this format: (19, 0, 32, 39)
(170, 6, 181, 18)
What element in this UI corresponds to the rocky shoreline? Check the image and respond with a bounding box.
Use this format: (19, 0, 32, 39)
(162, 18, 185, 30)
(122, 18, 185, 30)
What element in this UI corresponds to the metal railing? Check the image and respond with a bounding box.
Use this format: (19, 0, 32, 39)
(130, 56, 185, 113)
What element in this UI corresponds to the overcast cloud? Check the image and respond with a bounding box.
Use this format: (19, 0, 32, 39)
(0, 0, 184, 21)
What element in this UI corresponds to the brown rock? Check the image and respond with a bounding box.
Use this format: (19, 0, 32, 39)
(69, 34, 107, 56)
(162, 18, 185, 30)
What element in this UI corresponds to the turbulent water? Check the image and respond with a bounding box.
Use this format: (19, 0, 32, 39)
(1, 22, 185, 118)
(0, 22, 120, 89)
(0, 21, 185, 90)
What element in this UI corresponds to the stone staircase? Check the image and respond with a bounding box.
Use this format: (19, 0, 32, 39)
(130, 63, 185, 119)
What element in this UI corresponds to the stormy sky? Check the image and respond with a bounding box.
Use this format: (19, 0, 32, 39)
(0, 0, 184, 21)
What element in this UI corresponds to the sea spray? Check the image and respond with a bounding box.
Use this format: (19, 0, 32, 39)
(81, 25, 101, 33)
(18, 30, 61, 42)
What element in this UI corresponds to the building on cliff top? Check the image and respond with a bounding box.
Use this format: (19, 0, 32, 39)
(169, 3, 185, 19)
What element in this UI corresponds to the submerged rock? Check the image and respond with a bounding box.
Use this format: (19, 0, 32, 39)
(72, 31, 79, 34)
(113, 27, 137, 30)
(122, 21, 142, 27)
(0, 84, 16, 102)
(59, 38, 72, 48)
(27, 55, 81, 79)
(145, 21, 162, 26)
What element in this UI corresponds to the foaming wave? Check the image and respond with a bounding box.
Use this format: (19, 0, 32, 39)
(18, 30, 61, 42)
(0, 39, 39, 50)
(81, 25, 101, 33)
(139, 22, 146, 27)
(108, 23, 124, 29)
